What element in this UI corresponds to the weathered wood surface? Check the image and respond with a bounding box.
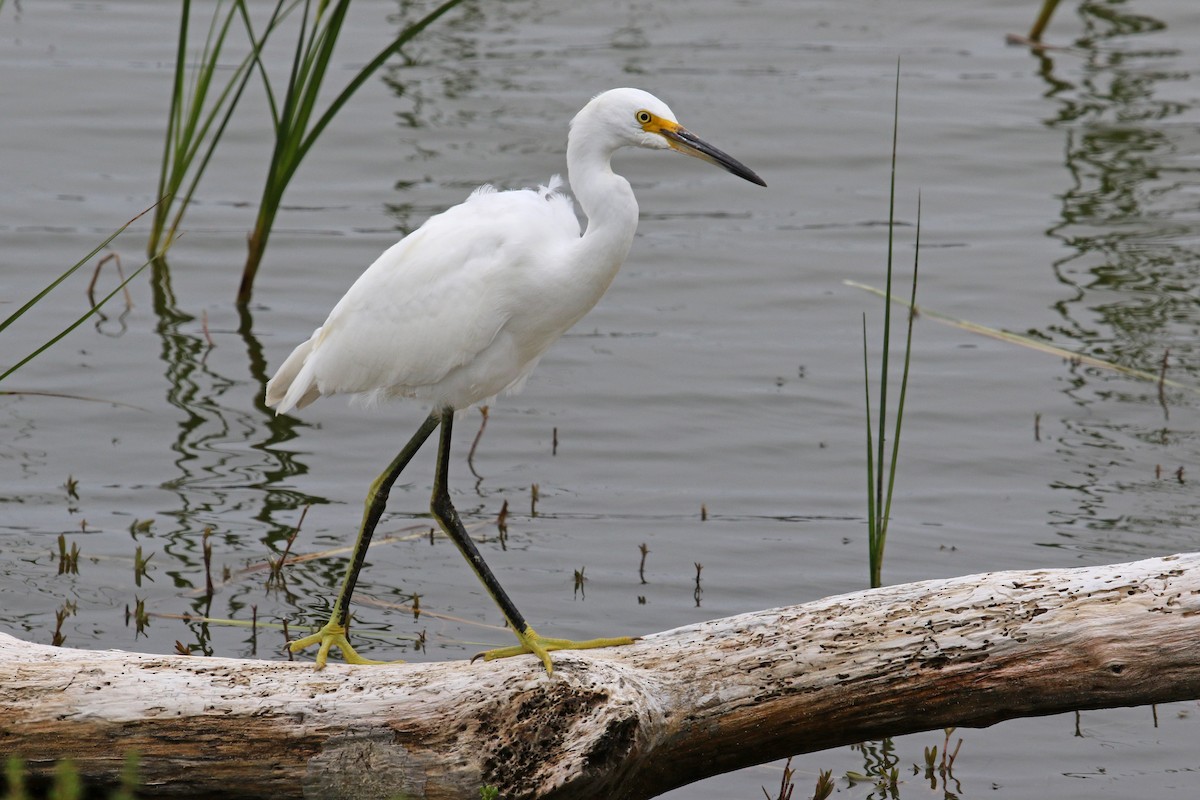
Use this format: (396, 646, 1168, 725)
(3, 553, 1199, 799)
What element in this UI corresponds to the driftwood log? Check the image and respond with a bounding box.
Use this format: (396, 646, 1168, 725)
(3, 552, 1199, 799)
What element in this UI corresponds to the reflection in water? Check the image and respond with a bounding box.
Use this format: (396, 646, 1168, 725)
(1031, 2, 1199, 551)
(147, 260, 322, 610)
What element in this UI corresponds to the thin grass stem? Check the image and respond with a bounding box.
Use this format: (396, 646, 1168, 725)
(237, 0, 467, 304)
(879, 197, 920, 567)
(1, 204, 158, 339)
(843, 280, 1200, 395)
(863, 314, 877, 549)
(865, 60, 912, 590)
(1, 253, 161, 384)
(149, 0, 286, 257)
(148, 0, 195, 254)
(875, 64, 901, 559)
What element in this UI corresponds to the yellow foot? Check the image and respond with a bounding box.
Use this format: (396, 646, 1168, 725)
(286, 620, 394, 669)
(474, 626, 635, 675)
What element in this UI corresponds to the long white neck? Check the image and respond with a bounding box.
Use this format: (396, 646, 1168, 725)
(563, 126, 639, 311)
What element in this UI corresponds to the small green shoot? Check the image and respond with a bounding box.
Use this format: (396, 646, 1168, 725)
(109, 752, 141, 800)
(267, 506, 307, 590)
(56, 534, 80, 576)
(134, 546, 155, 587)
(812, 768, 835, 800)
(761, 756, 796, 800)
(2, 755, 141, 800)
(127, 596, 149, 637)
(4, 755, 28, 800)
(52, 603, 74, 647)
(49, 759, 81, 800)
(939, 727, 962, 775)
(921, 727, 964, 794)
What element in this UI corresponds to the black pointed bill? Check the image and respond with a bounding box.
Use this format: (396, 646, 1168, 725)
(660, 124, 767, 187)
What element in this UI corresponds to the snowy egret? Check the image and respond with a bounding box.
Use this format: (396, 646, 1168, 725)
(267, 88, 765, 674)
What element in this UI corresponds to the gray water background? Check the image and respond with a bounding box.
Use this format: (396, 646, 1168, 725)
(2, 0, 1199, 796)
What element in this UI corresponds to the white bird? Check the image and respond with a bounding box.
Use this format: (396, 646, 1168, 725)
(267, 87, 765, 674)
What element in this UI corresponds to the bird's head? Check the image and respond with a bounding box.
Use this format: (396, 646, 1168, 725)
(572, 88, 767, 187)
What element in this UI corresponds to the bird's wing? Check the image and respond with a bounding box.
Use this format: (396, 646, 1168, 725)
(269, 180, 580, 412)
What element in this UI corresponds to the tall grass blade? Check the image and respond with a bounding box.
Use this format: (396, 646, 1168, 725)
(872, 62, 902, 587)
(149, 0, 191, 253)
(2, 204, 168, 385)
(149, 0, 296, 257)
(879, 197, 920, 562)
(300, 0, 465, 164)
(237, 0, 467, 304)
(862, 314, 877, 552)
(863, 60, 915, 590)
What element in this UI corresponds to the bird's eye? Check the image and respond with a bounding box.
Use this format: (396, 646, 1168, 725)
(636, 110, 653, 125)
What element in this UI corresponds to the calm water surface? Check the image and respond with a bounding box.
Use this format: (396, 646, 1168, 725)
(2, 0, 1199, 797)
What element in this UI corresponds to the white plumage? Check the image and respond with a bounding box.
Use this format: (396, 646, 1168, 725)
(267, 177, 581, 413)
(268, 88, 764, 674)
(266, 88, 764, 419)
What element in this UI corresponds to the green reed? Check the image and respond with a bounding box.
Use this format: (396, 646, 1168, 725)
(146, 0, 464, 303)
(147, 0, 283, 259)
(236, 0, 466, 304)
(862, 65, 918, 589)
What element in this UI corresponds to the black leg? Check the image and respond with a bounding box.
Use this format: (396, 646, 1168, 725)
(332, 411, 442, 627)
(429, 407, 530, 635)
(288, 411, 440, 666)
(293, 406, 634, 673)
(429, 406, 635, 674)
(329, 411, 442, 628)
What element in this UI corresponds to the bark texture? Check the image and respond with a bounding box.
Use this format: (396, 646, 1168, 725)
(3, 553, 1199, 799)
